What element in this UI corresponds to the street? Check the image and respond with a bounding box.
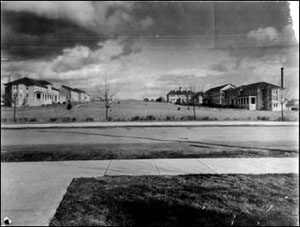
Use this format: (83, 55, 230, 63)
(1, 125, 299, 151)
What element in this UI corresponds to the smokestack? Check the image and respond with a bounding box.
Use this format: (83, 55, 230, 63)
(281, 67, 284, 88)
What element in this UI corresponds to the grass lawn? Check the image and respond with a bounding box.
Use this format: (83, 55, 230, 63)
(1, 142, 298, 162)
(1, 100, 298, 123)
(50, 174, 299, 226)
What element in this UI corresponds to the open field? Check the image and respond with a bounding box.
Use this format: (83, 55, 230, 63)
(1, 100, 299, 123)
(50, 174, 299, 226)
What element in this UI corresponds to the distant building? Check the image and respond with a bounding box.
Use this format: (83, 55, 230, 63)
(225, 82, 285, 111)
(166, 87, 194, 104)
(203, 83, 236, 105)
(4, 77, 60, 107)
(60, 85, 90, 103)
(286, 99, 299, 111)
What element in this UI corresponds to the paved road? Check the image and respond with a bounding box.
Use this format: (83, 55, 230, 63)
(1, 125, 299, 151)
(1, 158, 298, 226)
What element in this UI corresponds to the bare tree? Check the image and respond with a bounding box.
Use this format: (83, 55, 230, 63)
(278, 88, 289, 121)
(95, 77, 120, 121)
(187, 79, 204, 120)
(12, 92, 18, 122)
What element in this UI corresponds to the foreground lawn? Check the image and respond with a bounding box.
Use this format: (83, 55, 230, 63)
(50, 174, 299, 226)
(1, 142, 298, 162)
(1, 100, 298, 123)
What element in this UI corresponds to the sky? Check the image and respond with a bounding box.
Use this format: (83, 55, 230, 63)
(1, 1, 299, 99)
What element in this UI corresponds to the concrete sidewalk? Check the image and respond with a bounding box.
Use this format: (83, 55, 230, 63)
(1, 157, 298, 226)
(1, 120, 298, 129)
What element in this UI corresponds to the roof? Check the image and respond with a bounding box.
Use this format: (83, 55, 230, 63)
(73, 88, 85, 93)
(52, 87, 60, 91)
(205, 83, 234, 93)
(236, 82, 281, 92)
(167, 90, 194, 96)
(4, 77, 52, 88)
(61, 85, 75, 91)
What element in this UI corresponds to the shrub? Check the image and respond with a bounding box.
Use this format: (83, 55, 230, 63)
(165, 115, 175, 121)
(49, 118, 57, 122)
(107, 117, 113, 121)
(71, 117, 76, 122)
(257, 116, 270, 121)
(146, 115, 156, 121)
(29, 118, 37, 122)
(85, 117, 94, 122)
(62, 117, 71, 122)
(199, 116, 210, 121)
(131, 116, 141, 121)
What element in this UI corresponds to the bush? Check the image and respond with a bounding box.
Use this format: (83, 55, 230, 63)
(71, 117, 76, 122)
(145, 115, 156, 121)
(165, 115, 175, 121)
(1, 118, 7, 122)
(199, 116, 210, 121)
(257, 116, 270, 121)
(85, 117, 94, 122)
(62, 117, 71, 122)
(29, 118, 37, 122)
(49, 118, 58, 122)
(131, 116, 141, 121)
(107, 117, 113, 121)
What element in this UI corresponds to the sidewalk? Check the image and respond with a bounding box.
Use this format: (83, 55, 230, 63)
(1, 120, 298, 129)
(1, 157, 298, 226)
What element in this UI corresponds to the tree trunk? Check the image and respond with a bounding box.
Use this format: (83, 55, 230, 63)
(13, 98, 16, 122)
(281, 103, 284, 121)
(193, 99, 196, 120)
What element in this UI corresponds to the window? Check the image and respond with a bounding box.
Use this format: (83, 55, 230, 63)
(251, 97, 255, 104)
(246, 98, 249, 104)
(37, 93, 41, 99)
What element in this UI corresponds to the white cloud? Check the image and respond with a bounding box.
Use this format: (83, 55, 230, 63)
(248, 27, 278, 42)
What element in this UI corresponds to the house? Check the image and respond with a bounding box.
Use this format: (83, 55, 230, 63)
(166, 87, 194, 104)
(4, 77, 60, 107)
(225, 82, 285, 111)
(73, 88, 91, 103)
(60, 85, 80, 103)
(203, 83, 236, 105)
(286, 99, 299, 111)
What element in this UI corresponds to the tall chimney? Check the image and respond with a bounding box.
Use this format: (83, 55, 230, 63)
(281, 67, 284, 88)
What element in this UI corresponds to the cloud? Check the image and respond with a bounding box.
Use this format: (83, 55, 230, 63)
(248, 27, 278, 42)
(2, 1, 153, 34)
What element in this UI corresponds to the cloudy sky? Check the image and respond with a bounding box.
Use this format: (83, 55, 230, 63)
(1, 1, 299, 99)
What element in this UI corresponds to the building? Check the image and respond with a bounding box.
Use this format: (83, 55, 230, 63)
(4, 77, 60, 107)
(60, 85, 80, 103)
(225, 82, 284, 111)
(73, 88, 91, 103)
(166, 87, 194, 104)
(60, 85, 91, 103)
(203, 83, 236, 105)
(286, 99, 299, 111)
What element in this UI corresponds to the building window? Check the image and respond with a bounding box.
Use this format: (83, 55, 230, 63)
(37, 93, 41, 99)
(246, 98, 249, 104)
(251, 97, 255, 104)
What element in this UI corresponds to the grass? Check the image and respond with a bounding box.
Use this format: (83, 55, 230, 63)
(1, 100, 298, 123)
(1, 142, 298, 162)
(50, 174, 299, 226)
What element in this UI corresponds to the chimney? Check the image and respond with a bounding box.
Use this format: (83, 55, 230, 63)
(281, 67, 284, 88)
(179, 87, 182, 92)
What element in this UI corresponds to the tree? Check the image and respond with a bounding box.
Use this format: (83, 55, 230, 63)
(185, 78, 205, 120)
(96, 77, 120, 121)
(278, 88, 289, 121)
(12, 92, 18, 122)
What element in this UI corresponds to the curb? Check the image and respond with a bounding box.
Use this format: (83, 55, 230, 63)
(1, 121, 298, 129)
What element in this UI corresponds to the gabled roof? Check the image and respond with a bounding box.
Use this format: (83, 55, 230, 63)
(61, 85, 75, 91)
(52, 87, 60, 91)
(4, 77, 52, 88)
(237, 82, 281, 92)
(205, 83, 235, 93)
(73, 88, 85, 93)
